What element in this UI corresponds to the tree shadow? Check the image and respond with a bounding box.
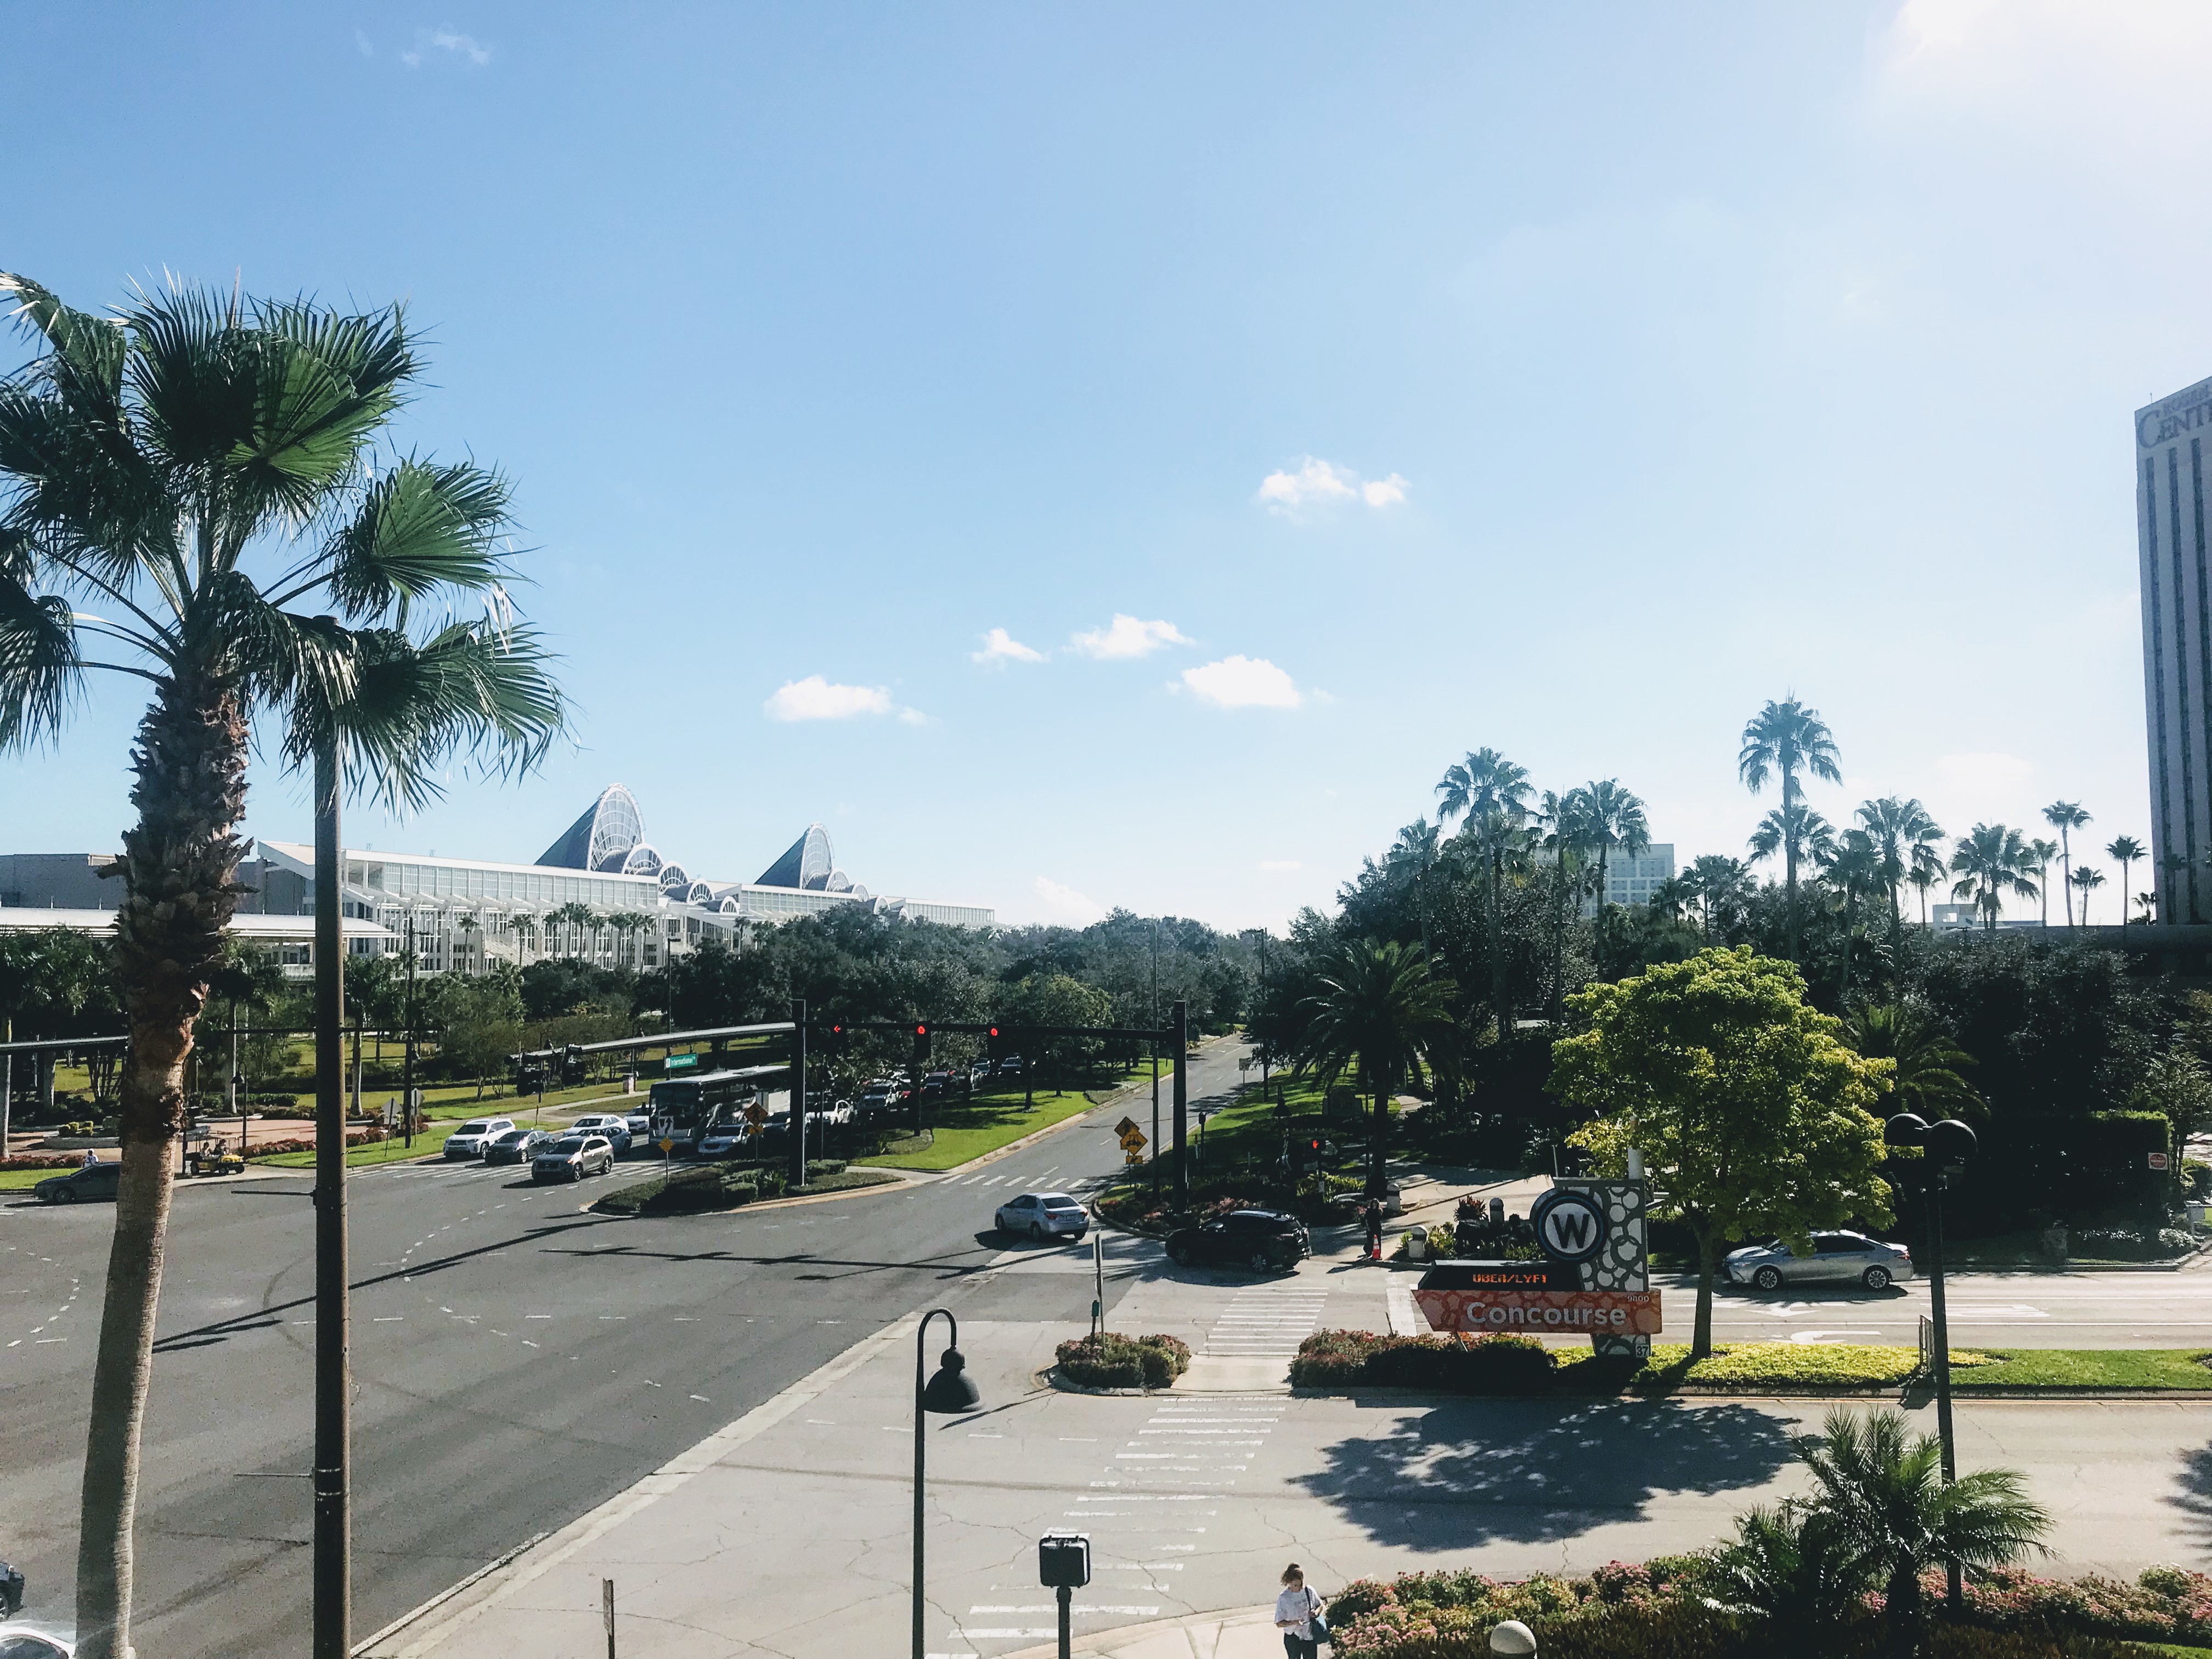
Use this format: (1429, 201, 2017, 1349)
(2168, 1441, 2212, 1550)
(1291, 1397, 1799, 1549)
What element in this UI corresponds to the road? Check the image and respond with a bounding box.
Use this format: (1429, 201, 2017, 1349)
(1691, 1269, 2212, 1347)
(0, 1042, 1245, 1659)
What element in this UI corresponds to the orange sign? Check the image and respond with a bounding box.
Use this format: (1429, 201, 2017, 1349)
(1413, 1286, 1662, 1336)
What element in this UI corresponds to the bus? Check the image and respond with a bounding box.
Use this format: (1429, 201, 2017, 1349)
(647, 1065, 788, 1153)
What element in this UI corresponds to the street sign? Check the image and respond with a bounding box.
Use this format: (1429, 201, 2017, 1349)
(1414, 1284, 1662, 1336)
(744, 1104, 769, 1127)
(2149, 1152, 2171, 1170)
(1531, 1188, 1610, 1265)
(1125, 1149, 1144, 1166)
(1119, 1127, 1147, 1152)
(1113, 1116, 1139, 1138)
(658, 1137, 675, 1154)
(664, 1052, 699, 1073)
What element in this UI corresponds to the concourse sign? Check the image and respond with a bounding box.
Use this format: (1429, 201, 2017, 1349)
(1415, 1182, 1661, 1337)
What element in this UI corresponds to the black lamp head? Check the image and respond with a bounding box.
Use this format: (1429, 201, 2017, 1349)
(1925, 1118, 1978, 1165)
(1884, 1113, 1929, 1149)
(921, 1345, 982, 1414)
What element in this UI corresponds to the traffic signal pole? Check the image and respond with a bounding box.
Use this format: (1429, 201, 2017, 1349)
(312, 731, 352, 1659)
(1171, 1000, 1188, 1210)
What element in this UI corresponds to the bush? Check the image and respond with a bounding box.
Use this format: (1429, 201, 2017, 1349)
(2070, 1226, 2194, 1261)
(1291, 1331, 1556, 1394)
(0, 1153, 85, 1171)
(1056, 1331, 1192, 1389)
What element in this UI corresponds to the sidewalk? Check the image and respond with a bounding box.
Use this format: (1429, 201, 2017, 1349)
(1001, 1609, 1275, 1659)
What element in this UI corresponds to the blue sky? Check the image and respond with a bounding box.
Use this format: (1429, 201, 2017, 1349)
(4, 2, 2205, 928)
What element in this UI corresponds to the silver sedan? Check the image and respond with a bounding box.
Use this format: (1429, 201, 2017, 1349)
(1725, 1231, 1915, 1292)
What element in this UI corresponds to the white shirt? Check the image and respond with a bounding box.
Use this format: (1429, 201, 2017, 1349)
(1274, 1585, 1321, 1637)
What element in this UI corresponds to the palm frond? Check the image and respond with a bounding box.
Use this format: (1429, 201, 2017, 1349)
(0, 567, 80, 747)
(311, 457, 514, 619)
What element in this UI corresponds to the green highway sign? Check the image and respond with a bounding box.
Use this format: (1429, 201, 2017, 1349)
(664, 1053, 699, 1073)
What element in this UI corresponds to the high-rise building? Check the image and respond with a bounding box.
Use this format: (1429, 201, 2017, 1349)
(2134, 377, 2212, 924)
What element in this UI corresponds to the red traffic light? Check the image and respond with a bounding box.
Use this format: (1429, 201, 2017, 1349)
(831, 1023, 844, 1035)
(915, 1024, 929, 1037)
(988, 1026, 1000, 1039)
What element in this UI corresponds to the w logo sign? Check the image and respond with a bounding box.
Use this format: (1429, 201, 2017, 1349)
(1531, 1190, 1609, 1265)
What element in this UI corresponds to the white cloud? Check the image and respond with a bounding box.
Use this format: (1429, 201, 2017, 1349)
(764, 676, 894, 722)
(402, 27, 492, 67)
(1032, 875, 1105, 925)
(972, 627, 1045, 665)
(1257, 456, 1409, 516)
(354, 29, 374, 55)
(1181, 655, 1302, 710)
(1069, 614, 1190, 660)
(1259, 859, 1302, 872)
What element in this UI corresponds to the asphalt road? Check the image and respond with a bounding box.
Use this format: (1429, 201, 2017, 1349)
(0, 1043, 1246, 1659)
(1693, 1268, 2212, 1347)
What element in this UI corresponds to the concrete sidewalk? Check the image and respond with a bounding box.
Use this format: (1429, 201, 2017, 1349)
(1001, 1609, 1276, 1659)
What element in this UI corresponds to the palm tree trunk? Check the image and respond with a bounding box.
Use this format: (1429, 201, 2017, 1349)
(2123, 865, 2132, 922)
(2060, 832, 2074, 927)
(79, 670, 247, 1659)
(1838, 895, 1854, 1000)
(1782, 771, 1801, 960)
(1488, 845, 1508, 1043)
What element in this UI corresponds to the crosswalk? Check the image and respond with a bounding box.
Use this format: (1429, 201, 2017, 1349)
(941, 1164, 1109, 1194)
(1201, 1287, 1328, 1357)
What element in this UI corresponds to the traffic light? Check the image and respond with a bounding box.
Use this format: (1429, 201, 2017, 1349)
(912, 1023, 932, 1065)
(561, 1045, 588, 1085)
(985, 1023, 1003, 1060)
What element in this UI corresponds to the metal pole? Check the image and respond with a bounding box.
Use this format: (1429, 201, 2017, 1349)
(1929, 1171, 1961, 1611)
(602, 1577, 615, 1659)
(312, 730, 352, 1659)
(1057, 1583, 1072, 1659)
(1171, 1000, 1188, 1210)
(913, 1307, 958, 1659)
(787, 997, 807, 1191)
(403, 916, 417, 1150)
(2, 1016, 11, 1162)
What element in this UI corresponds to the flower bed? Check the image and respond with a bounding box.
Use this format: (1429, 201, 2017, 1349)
(0, 1153, 88, 1171)
(1054, 1332, 1192, 1389)
(1325, 1561, 2212, 1657)
(1292, 1330, 1555, 1393)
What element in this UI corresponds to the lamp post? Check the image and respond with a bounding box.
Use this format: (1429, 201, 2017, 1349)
(912, 1308, 983, 1659)
(312, 726, 352, 1659)
(1885, 1109, 1977, 1613)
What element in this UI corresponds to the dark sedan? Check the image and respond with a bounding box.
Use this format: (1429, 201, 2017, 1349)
(483, 1128, 552, 1165)
(1165, 1208, 1310, 1273)
(34, 1163, 120, 1205)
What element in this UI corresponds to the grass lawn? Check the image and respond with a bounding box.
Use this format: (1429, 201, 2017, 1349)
(0, 1165, 69, 1190)
(253, 1120, 462, 1167)
(1951, 1348, 2211, 1390)
(856, 1087, 1100, 1171)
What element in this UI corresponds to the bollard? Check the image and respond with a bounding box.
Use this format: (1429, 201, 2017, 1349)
(1403, 1227, 1427, 1261)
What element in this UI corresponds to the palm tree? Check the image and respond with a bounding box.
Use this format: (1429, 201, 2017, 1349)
(1739, 698, 1844, 959)
(2071, 864, 2106, 926)
(2025, 838, 2059, 926)
(1709, 1504, 1865, 1640)
(1820, 828, 1884, 1000)
(1749, 804, 1837, 900)
(1384, 817, 1442, 956)
(1647, 873, 1695, 921)
(1842, 1004, 1982, 1122)
(0, 272, 563, 1659)
(1293, 938, 1457, 1197)
(2107, 835, 2146, 923)
(2041, 801, 2091, 926)
(1571, 778, 1650, 923)
(1793, 1408, 2050, 1657)
(1686, 853, 1756, 936)
(1435, 748, 1532, 1042)
(1855, 798, 1943, 946)
(1531, 788, 1591, 1023)
(1948, 824, 2038, 930)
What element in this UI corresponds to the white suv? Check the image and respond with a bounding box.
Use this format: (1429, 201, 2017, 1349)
(444, 1118, 515, 1159)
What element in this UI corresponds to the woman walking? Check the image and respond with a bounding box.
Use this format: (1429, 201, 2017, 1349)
(1274, 1563, 1329, 1657)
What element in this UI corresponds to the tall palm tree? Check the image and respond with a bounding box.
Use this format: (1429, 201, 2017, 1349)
(2107, 835, 2146, 924)
(1748, 804, 1837, 899)
(1531, 788, 1591, 1023)
(1906, 861, 1941, 928)
(2041, 800, 2091, 926)
(1819, 828, 1884, 1000)
(1570, 777, 1650, 923)
(1293, 938, 1457, 1197)
(2137, 891, 2159, 924)
(2071, 864, 2106, 926)
(1435, 748, 1531, 1042)
(0, 272, 563, 1659)
(1794, 1408, 2050, 1658)
(1739, 698, 1843, 960)
(1855, 797, 1942, 946)
(1949, 823, 2039, 929)
(1842, 1003, 1982, 1122)
(1686, 853, 1756, 936)
(1384, 817, 1442, 956)
(2025, 838, 2059, 926)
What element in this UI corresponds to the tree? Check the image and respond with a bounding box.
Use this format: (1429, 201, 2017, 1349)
(1555, 947, 1892, 1358)
(1532, 789, 1593, 1023)
(1748, 803, 1836, 895)
(2041, 800, 2091, 927)
(1855, 798, 1943, 946)
(1709, 1505, 1864, 1639)
(0, 272, 563, 1659)
(1383, 817, 1442, 957)
(2108, 835, 2146, 923)
(1819, 828, 1884, 1001)
(2131, 1047, 2212, 1201)
(1841, 1004, 1982, 1123)
(1435, 748, 1532, 1042)
(1293, 938, 1457, 1198)
(1793, 1407, 2049, 1657)
(1948, 824, 2038, 930)
(1907, 857, 1943, 928)
(1686, 854, 1756, 937)
(2070, 864, 2105, 926)
(1570, 777, 1649, 925)
(1739, 698, 1844, 960)
(2025, 838, 2059, 926)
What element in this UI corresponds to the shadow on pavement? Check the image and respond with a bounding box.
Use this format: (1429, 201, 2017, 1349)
(1293, 1397, 1799, 1549)
(2169, 1442, 2212, 1549)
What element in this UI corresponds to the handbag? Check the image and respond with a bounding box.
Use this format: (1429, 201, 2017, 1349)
(1306, 1588, 1331, 1646)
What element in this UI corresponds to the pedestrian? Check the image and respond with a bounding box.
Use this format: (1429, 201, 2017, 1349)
(1362, 1198, 1383, 1261)
(81, 1147, 97, 1169)
(1274, 1563, 1329, 1657)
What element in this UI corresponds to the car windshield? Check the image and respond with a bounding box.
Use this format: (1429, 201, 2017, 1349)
(493, 1131, 530, 1146)
(541, 1138, 586, 1155)
(1042, 1198, 1082, 1211)
(459, 1121, 493, 1135)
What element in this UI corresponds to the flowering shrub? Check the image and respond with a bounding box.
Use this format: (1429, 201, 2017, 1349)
(0, 1153, 87, 1170)
(1290, 1330, 1556, 1393)
(1057, 1332, 1191, 1389)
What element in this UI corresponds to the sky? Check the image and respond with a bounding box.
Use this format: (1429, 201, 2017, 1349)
(3, 0, 2207, 930)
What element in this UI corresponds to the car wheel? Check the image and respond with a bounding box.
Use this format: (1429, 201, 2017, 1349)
(1752, 1265, 1784, 1292)
(1031, 1222, 1046, 1242)
(1862, 1266, 1892, 1290)
(1248, 1250, 1272, 1273)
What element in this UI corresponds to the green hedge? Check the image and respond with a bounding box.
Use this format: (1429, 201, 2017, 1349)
(1291, 1331, 1555, 1393)
(1055, 1332, 1192, 1389)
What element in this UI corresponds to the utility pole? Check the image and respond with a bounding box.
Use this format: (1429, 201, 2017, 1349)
(1171, 999, 1189, 1210)
(312, 729, 352, 1659)
(787, 997, 808, 1192)
(2, 1015, 11, 1162)
(1149, 921, 1160, 1197)
(402, 915, 418, 1150)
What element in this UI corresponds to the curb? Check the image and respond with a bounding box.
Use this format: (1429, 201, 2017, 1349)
(1037, 1363, 1182, 1398)
(1277, 1381, 2212, 1403)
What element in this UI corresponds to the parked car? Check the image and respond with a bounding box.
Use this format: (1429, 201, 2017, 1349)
(33, 1163, 120, 1205)
(1165, 1209, 1310, 1272)
(531, 1135, 617, 1183)
(997, 1054, 1025, 1076)
(966, 1063, 992, 1091)
(921, 1068, 956, 1098)
(1725, 1231, 1915, 1291)
(0, 1629, 72, 1658)
(443, 1118, 516, 1159)
(995, 1192, 1089, 1242)
(622, 1110, 652, 1139)
(483, 1127, 551, 1165)
(818, 1097, 854, 1127)
(569, 1114, 634, 1152)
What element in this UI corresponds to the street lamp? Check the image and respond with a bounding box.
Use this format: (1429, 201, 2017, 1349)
(912, 1308, 982, 1659)
(1884, 1109, 1977, 1611)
